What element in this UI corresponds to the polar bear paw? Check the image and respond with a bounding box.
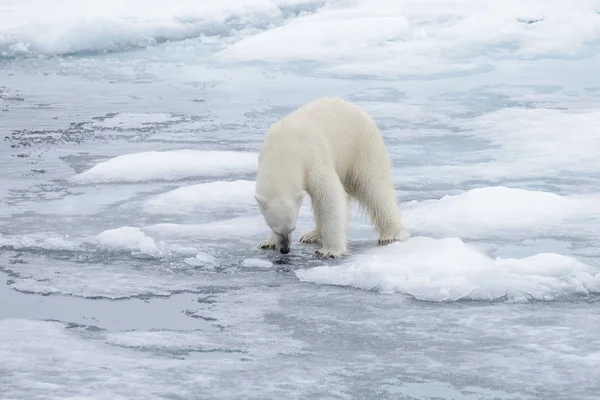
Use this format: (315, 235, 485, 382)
(377, 238, 400, 246)
(258, 238, 276, 250)
(315, 247, 346, 259)
(299, 230, 322, 244)
(378, 228, 410, 246)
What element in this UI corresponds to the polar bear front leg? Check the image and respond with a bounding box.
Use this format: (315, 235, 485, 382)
(299, 229, 321, 244)
(258, 232, 277, 250)
(310, 173, 348, 259)
(299, 202, 322, 244)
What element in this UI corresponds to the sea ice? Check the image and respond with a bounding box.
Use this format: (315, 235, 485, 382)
(2, 1, 600, 397)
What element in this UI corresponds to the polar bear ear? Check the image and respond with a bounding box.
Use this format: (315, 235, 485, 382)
(293, 191, 305, 206)
(255, 194, 268, 208)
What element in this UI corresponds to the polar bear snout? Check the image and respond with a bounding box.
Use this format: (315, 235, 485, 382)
(255, 193, 303, 254)
(277, 234, 291, 254)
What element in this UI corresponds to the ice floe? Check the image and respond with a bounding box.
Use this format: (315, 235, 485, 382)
(71, 150, 258, 184)
(296, 236, 599, 302)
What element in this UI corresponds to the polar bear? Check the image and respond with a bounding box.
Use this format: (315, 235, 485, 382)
(255, 97, 410, 258)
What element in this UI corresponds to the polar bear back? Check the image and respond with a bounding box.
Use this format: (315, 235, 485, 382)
(258, 97, 392, 189)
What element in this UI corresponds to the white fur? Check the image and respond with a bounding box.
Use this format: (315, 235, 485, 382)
(255, 97, 410, 258)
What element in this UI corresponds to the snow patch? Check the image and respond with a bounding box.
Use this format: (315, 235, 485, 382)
(72, 150, 258, 184)
(402, 187, 600, 238)
(144, 180, 256, 215)
(94, 226, 198, 258)
(296, 237, 599, 302)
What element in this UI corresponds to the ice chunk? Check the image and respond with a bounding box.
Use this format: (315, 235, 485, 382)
(96, 226, 151, 249)
(96, 226, 158, 255)
(296, 237, 599, 302)
(402, 186, 600, 238)
(94, 226, 200, 258)
(144, 180, 256, 215)
(184, 252, 219, 268)
(71, 150, 258, 184)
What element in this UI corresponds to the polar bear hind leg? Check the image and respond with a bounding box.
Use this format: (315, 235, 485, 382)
(349, 165, 410, 246)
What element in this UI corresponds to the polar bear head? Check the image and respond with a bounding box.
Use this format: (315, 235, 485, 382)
(255, 192, 304, 254)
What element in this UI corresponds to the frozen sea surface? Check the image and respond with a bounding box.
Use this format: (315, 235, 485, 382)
(1, 1, 600, 399)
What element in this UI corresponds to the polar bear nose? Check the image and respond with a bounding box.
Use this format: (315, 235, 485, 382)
(279, 237, 290, 254)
